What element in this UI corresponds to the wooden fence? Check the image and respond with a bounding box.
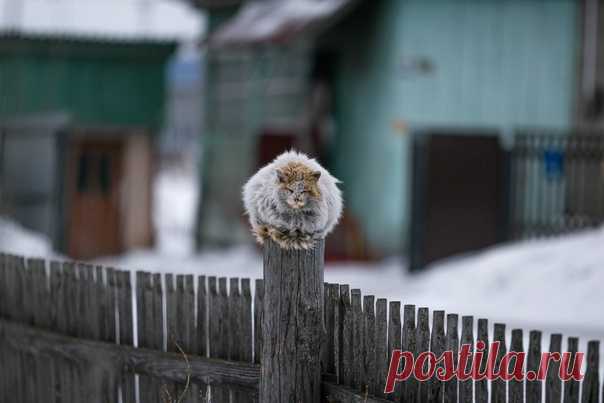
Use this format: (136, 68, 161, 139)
(0, 240, 602, 403)
(510, 130, 604, 240)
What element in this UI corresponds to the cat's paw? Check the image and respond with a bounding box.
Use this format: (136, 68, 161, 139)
(291, 230, 314, 250)
(269, 227, 314, 250)
(290, 237, 315, 250)
(253, 225, 270, 244)
(268, 226, 288, 248)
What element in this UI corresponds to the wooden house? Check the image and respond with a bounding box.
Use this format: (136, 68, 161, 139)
(0, 32, 176, 259)
(191, 0, 598, 259)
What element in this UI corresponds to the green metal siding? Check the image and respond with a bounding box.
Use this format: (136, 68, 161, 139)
(0, 37, 175, 130)
(207, 6, 241, 31)
(333, 0, 579, 255)
(197, 46, 311, 246)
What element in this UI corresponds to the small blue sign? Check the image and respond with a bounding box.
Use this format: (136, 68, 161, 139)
(543, 150, 564, 180)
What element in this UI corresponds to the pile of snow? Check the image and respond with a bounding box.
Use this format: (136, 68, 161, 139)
(325, 229, 604, 337)
(0, 216, 55, 257)
(420, 230, 604, 335)
(153, 168, 199, 256)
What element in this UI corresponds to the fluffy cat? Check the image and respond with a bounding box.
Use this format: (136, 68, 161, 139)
(242, 150, 343, 250)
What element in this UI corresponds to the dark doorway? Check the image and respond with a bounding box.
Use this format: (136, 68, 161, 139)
(256, 130, 298, 169)
(409, 130, 510, 271)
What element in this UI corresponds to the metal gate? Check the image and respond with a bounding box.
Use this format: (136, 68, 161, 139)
(410, 128, 604, 271)
(510, 130, 604, 239)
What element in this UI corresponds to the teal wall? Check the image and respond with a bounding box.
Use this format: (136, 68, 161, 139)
(333, 0, 578, 255)
(0, 36, 175, 130)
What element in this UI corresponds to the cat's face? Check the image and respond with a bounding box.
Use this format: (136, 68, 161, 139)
(275, 163, 321, 210)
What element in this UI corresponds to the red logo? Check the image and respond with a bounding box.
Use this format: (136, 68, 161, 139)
(385, 341, 584, 394)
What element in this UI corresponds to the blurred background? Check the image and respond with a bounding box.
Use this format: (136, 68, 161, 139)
(0, 0, 603, 345)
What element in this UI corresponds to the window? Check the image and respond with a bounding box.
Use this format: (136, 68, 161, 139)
(77, 153, 91, 192)
(77, 150, 112, 195)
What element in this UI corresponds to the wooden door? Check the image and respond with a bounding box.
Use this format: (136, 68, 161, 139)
(67, 138, 123, 259)
(410, 132, 509, 271)
(257, 130, 298, 169)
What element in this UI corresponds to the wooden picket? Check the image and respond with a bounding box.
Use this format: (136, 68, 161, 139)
(565, 337, 581, 403)
(476, 318, 489, 403)
(376, 298, 389, 398)
(546, 334, 563, 403)
(387, 301, 402, 401)
(492, 323, 508, 403)
(402, 304, 416, 403)
(445, 313, 459, 403)
(459, 315, 473, 403)
(429, 311, 446, 403)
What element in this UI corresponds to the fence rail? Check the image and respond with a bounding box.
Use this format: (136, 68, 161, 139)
(0, 250, 602, 403)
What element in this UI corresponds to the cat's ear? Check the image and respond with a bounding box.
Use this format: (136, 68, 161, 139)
(311, 171, 321, 181)
(276, 169, 287, 184)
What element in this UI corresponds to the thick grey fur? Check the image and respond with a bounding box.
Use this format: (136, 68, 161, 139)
(242, 150, 343, 249)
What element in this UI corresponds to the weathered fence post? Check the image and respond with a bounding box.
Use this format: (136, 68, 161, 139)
(260, 239, 325, 403)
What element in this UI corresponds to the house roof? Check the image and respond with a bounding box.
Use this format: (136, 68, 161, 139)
(208, 0, 357, 47)
(0, 30, 179, 61)
(0, 30, 179, 48)
(188, 0, 242, 9)
(0, 0, 205, 42)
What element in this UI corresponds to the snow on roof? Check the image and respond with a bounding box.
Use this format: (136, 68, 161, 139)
(209, 0, 356, 47)
(0, 0, 206, 42)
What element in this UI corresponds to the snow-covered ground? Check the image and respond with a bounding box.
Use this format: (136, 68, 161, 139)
(1, 168, 602, 355)
(153, 167, 199, 256)
(0, 216, 56, 258)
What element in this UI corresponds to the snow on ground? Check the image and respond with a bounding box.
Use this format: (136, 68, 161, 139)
(417, 231, 604, 337)
(153, 168, 199, 256)
(1, 167, 602, 353)
(114, 168, 604, 337)
(0, 216, 57, 258)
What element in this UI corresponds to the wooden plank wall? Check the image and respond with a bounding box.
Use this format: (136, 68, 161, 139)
(0, 253, 260, 403)
(0, 252, 602, 403)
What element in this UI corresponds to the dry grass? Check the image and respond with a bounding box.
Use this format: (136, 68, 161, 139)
(160, 339, 192, 403)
